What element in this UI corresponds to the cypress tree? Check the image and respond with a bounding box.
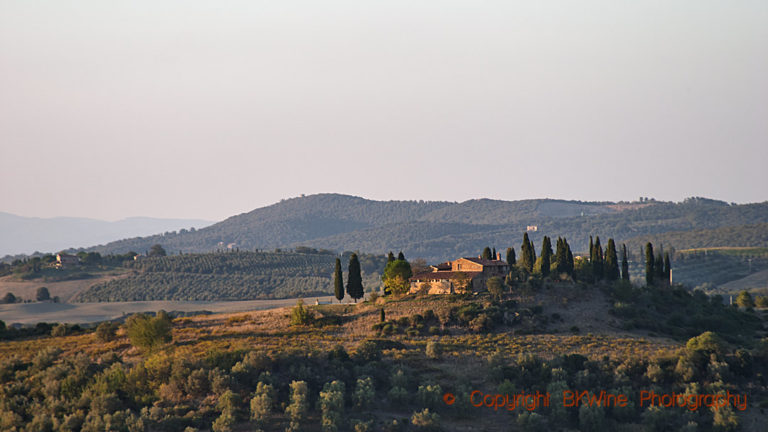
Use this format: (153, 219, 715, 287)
(655, 253, 665, 282)
(380, 308, 385, 322)
(540, 236, 552, 277)
(589, 236, 594, 260)
(333, 258, 344, 303)
(506, 247, 516, 266)
(346, 253, 364, 303)
(645, 242, 655, 286)
(604, 239, 619, 281)
(664, 252, 671, 285)
(530, 240, 536, 266)
(482, 247, 492, 260)
(397, 251, 405, 261)
(621, 244, 630, 281)
(565, 238, 574, 276)
(592, 237, 604, 281)
(554, 237, 567, 275)
(492, 247, 497, 260)
(520, 233, 534, 273)
(387, 252, 395, 263)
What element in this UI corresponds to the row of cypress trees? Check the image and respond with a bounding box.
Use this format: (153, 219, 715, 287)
(644, 242, 672, 286)
(332, 254, 365, 303)
(488, 233, 635, 282)
(332, 251, 415, 302)
(588, 236, 629, 282)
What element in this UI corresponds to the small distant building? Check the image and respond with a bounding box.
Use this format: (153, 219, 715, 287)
(526, 225, 538, 232)
(56, 253, 80, 269)
(409, 254, 509, 295)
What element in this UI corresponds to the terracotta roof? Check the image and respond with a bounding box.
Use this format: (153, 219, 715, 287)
(460, 257, 508, 266)
(410, 271, 482, 281)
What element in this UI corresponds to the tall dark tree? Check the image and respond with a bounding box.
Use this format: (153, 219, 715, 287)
(506, 247, 516, 267)
(592, 237, 604, 281)
(519, 233, 534, 273)
(333, 258, 344, 303)
(589, 236, 594, 260)
(397, 251, 405, 261)
(539, 236, 552, 277)
(346, 253, 364, 302)
(387, 252, 395, 263)
(481, 247, 492, 260)
(664, 252, 672, 285)
(655, 253, 665, 283)
(621, 244, 630, 281)
(604, 239, 619, 281)
(565, 238, 574, 276)
(554, 237, 568, 275)
(645, 242, 655, 286)
(492, 247, 497, 260)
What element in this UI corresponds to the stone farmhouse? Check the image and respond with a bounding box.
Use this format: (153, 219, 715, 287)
(55, 253, 80, 269)
(409, 254, 509, 294)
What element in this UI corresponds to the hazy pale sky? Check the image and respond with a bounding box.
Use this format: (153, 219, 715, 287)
(1, 1, 766, 221)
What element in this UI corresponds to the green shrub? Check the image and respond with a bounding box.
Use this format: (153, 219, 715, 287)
(290, 300, 313, 326)
(96, 322, 119, 342)
(411, 408, 440, 430)
(425, 341, 442, 360)
(126, 312, 172, 351)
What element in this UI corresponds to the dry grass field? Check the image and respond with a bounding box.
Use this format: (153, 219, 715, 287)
(0, 295, 360, 325)
(0, 272, 129, 302)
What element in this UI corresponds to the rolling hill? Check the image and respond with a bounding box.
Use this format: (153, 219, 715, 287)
(80, 194, 768, 264)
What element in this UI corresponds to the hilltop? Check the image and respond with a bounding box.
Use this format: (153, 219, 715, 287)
(79, 194, 768, 263)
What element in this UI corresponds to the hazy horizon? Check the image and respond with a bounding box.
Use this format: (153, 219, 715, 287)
(2, 1, 766, 221)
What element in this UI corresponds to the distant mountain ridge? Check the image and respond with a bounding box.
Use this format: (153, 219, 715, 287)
(81, 194, 768, 263)
(0, 213, 213, 257)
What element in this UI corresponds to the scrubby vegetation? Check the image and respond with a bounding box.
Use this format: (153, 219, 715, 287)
(1, 285, 767, 431)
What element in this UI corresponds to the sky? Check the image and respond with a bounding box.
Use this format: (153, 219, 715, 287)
(1, 1, 766, 222)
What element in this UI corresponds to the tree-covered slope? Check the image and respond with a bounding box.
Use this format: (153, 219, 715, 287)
(80, 194, 768, 263)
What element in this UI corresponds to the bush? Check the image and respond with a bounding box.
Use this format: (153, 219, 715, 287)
(36, 286, 51, 301)
(52, 323, 69, 337)
(411, 408, 440, 430)
(96, 322, 119, 342)
(425, 341, 442, 360)
(353, 376, 375, 409)
(126, 312, 172, 351)
(416, 384, 442, 410)
(290, 300, 313, 326)
(319, 380, 345, 432)
(250, 382, 274, 425)
(285, 381, 309, 432)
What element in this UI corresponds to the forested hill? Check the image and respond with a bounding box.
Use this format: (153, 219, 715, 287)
(81, 194, 768, 263)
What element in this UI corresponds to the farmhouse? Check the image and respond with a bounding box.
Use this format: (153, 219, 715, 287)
(56, 253, 80, 269)
(409, 254, 509, 294)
